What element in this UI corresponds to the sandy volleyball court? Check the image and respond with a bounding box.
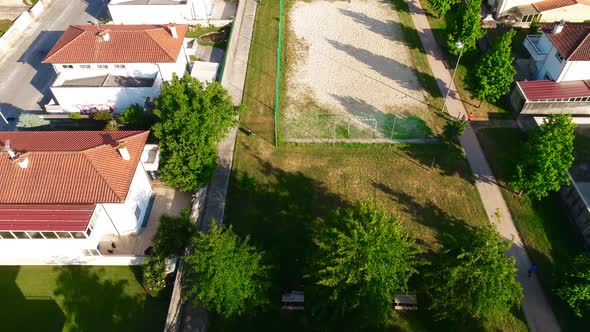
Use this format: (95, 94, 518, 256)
(284, 0, 431, 140)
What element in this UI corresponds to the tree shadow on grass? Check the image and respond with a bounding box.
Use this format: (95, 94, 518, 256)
(400, 142, 476, 181)
(53, 266, 168, 332)
(0, 266, 65, 332)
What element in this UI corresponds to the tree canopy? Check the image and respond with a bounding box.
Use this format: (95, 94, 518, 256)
(446, 0, 485, 54)
(152, 74, 244, 191)
(510, 114, 575, 200)
(473, 29, 517, 102)
(184, 222, 271, 318)
(428, 0, 460, 16)
(557, 254, 590, 317)
(428, 224, 523, 322)
(310, 201, 420, 323)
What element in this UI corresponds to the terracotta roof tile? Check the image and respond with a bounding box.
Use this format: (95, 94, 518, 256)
(42, 24, 188, 64)
(0, 131, 149, 204)
(533, 0, 577, 11)
(540, 22, 590, 61)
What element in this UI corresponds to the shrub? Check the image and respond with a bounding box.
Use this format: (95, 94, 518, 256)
(16, 113, 50, 128)
(142, 253, 167, 297)
(442, 118, 467, 140)
(530, 19, 541, 34)
(103, 119, 120, 131)
(153, 209, 195, 257)
(120, 104, 151, 129)
(69, 113, 82, 120)
(90, 110, 113, 121)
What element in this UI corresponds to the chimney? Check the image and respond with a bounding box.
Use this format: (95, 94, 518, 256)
(117, 141, 131, 160)
(17, 156, 29, 169)
(3, 139, 16, 159)
(169, 24, 178, 39)
(99, 29, 110, 42)
(552, 20, 566, 34)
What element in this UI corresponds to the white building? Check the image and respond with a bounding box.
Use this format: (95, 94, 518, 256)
(490, 0, 590, 24)
(511, 22, 590, 115)
(108, 0, 213, 24)
(0, 131, 161, 265)
(42, 24, 189, 113)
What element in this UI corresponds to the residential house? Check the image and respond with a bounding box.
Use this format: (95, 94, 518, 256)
(42, 24, 189, 114)
(108, 0, 213, 24)
(511, 21, 590, 115)
(489, 0, 590, 25)
(0, 131, 160, 265)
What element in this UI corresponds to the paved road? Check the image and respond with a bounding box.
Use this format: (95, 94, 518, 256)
(407, 0, 561, 331)
(0, 0, 107, 130)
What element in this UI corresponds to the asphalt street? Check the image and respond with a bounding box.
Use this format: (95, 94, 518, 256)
(0, 0, 107, 130)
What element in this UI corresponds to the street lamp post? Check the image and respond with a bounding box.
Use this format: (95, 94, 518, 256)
(442, 41, 464, 114)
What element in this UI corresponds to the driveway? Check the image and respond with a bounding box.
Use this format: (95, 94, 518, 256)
(0, 0, 107, 131)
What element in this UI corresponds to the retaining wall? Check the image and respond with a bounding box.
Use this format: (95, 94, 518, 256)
(0, 0, 52, 55)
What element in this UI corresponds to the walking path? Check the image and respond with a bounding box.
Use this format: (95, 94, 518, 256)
(406, 0, 560, 331)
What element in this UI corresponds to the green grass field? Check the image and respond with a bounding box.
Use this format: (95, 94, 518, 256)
(0, 266, 170, 332)
(477, 127, 589, 331)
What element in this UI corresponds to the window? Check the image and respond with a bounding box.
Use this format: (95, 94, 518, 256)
(114, 64, 125, 69)
(86, 218, 96, 237)
(82, 249, 101, 256)
(42, 232, 58, 239)
(134, 205, 142, 220)
(80, 65, 91, 69)
(544, 72, 553, 81)
(26, 231, 44, 239)
(55, 232, 72, 239)
(97, 64, 108, 69)
(71, 232, 86, 239)
(555, 52, 564, 63)
(62, 65, 74, 69)
(0, 232, 15, 239)
(521, 14, 541, 23)
(12, 232, 30, 239)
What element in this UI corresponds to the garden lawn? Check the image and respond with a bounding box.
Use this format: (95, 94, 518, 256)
(418, 1, 514, 120)
(0, 265, 170, 332)
(477, 127, 589, 331)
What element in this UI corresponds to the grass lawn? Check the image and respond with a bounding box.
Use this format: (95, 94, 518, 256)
(186, 24, 229, 49)
(0, 19, 11, 37)
(418, 1, 514, 120)
(0, 266, 170, 332)
(476, 127, 589, 331)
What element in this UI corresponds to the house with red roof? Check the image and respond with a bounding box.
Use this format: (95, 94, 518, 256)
(42, 24, 189, 114)
(489, 0, 590, 25)
(0, 131, 161, 264)
(511, 21, 590, 115)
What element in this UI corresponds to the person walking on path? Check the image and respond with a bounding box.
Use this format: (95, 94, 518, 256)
(528, 264, 538, 278)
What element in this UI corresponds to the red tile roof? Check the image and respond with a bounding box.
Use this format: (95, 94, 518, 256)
(517, 80, 590, 100)
(533, 0, 590, 11)
(0, 131, 149, 204)
(540, 22, 590, 61)
(42, 24, 188, 64)
(0, 205, 94, 231)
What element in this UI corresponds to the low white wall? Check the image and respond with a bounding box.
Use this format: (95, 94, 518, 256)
(109, 1, 210, 24)
(0, 0, 52, 54)
(0, 255, 146, 266)
(50, 85, 159, 113)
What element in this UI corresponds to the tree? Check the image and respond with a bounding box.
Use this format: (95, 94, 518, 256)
(428, 224, 523, 323)
(311, 202, 420, 323)
(153, 208, 195, 257)
(446, 0, 485, 54)
(152, 74, 244, 191)
(557, 254, 590, 317)
(428, 0, 460, 16)
(142, 252, 167, 297)
(510, 114, 575, 200)
(184, 222, 271, 318)
(119, 103, 152, 129)
(442, 117, 467, 140)
(473, 30, 516, 102)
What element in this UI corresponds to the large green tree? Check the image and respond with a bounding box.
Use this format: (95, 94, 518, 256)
(473, 29, 517, 102)
(311, 202, 419, 323)
(510, 114, 575, 200)
(557, 254, 590, 317)
(428, 0, 460, 16)
(152, 74, 244, 191)
(429, 224, 523, 322)
(446, 0, 485, 54)
(184, 222, 271, 318)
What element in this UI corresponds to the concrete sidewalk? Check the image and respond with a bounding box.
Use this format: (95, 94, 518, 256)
(406, 0, 560, 331)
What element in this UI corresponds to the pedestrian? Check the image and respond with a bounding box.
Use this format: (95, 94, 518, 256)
(467, 112, 474, 121)
(528, 264, 538, 277)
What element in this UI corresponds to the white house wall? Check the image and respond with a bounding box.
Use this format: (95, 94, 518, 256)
(534, 46, 566, 81)
(538, 4, 590, 22)
(557, 61, 590, 82)
(50, 85, 160, 113)
(494, 0, 534, 16)
(100, 163, 153, 236)
(158, 48, 189, 81)
(53, 63, 160, 77)
(108, 0, 212, 24)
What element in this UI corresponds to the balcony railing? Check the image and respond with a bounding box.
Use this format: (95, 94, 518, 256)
(524, 35, 548, 62)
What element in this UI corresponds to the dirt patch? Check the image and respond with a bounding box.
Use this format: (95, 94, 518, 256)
(283, 0, 432, 140)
